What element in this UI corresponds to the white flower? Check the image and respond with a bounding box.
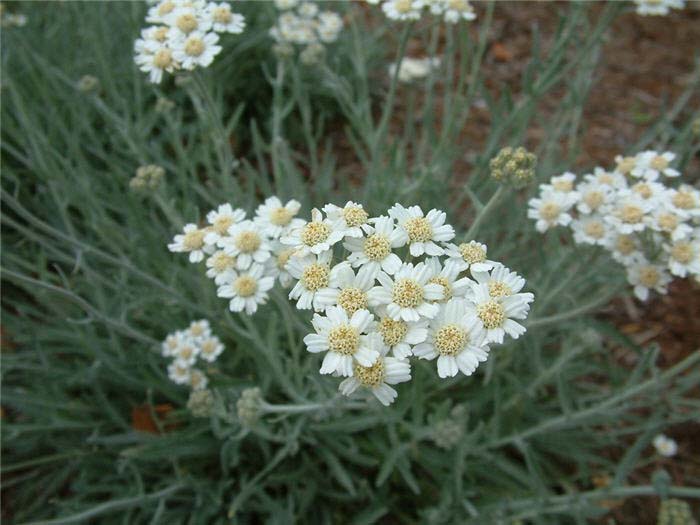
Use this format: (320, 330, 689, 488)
(439, 0, 476, 24)
(389, 56, 441, 83)
(217, 264, 275, 314)
(648, 205, 693, 242)
(575, 181, 613, 215)
(254, 196, 303, 239)
(338, 333, 411, 406)
(323, 201, 371, 239)
(607, 233, 641, 266)
(470, 264, 532, 301)
(465, 283, 532, 344)
(317, 11, 343, 43)
(287, 250, 342, 310)
(375, 315, 428, 359)
(199, 335, 225, 362)
(527, 190, 576, 233)
(174, 339, 200, 367)
(147, 0, 179, 24)
(444, 240, 497, 273)
(631, 150, 680, 180)
(344, 215, 405, 275)
(168, 362, 192, 384)
(303, 306, 378, 376)
(281, 208, 343, 257)
(585, 166, 627, 188)
(168, 223, 210, 263)
(162, 330, 186, 357)
(218, 220, 271, 270)
(205, 250, 238, 284)
(652, 434, 678, 457)
(634, 0, 684, 17)
(368, 262, 444, 322)
(134, 39, 178, 84)
(312, 262, 378, 315)
(629, 180, 666, 205)
(542, 172, 578, 195)
(297, 2, 319, 18)
(626, 258, 671, 301)
(424, 257, 473, 302)
(571, 215, 610, 246)
(267, 242, 296, 287)
(189, 368, 209, 391)
(171, 31, 221, 70)
(664, 239, 700, 278)
(413, 299, 489, 378)
(382, 0, 423, 21)
(165, 5, 213, 39)
(204, 203, 246, 245)
(274, 0, 299, 9)
(605, 191, 653, 234)
(389, 204, 455, 256)
(206, 2, 245, 34)
(187, 319, 211, 340)
(667, 185, 700, 220)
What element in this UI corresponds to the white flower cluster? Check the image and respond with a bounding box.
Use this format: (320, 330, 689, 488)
(162, 319, 225, 391)
(0, 5, 27, 28)
(371, 0, 476, 24)
(528, 150, 700, 301)
(389, 56, 441, 83)
(633, 0, 684, 16)
(653, 433, 678, 457)
(168, 198, 534, 407)
(270, 1, 343, 65)
(134, 0, 245, 84)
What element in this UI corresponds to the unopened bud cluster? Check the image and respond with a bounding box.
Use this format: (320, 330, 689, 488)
(490, 146, 537, 187)
(130, 164, 166, 191)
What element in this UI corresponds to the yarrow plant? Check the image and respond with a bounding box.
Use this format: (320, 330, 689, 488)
(528, 150, 700, 301)
(169, 199, 534, 406)
(133, 0, 245, 83)
(371, 0, 476, 24)
(388, 56, 441, 83)
(632, 0, 685, 16)
(161, 319, 225, 391)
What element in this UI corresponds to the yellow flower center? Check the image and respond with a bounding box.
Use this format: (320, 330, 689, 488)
(183, 229, 205, 250)
(583, 191, 604, 210)
(234, 275, 258, 297)
(270, 207, 293, 226)
(337, 287, 368, 315)
(364, 234, 391, 261)
(184, 37, 205, 57)
(213, 6, 232, 23)
(638, 266, 659, 288)
(213, 215, 233, 234)
(395, 0, 413, 13)
(540, 203, 561, 221)
(598, 173, 614, 185)
(190, 324, 204, 336)
(211, 252, 235, 272)
(301, 222, 331, 247)
(658, 213, 678, 231)
(459, 242, 486, 264)
(632, 182, 653, 199)
(201, 340, 217, 355)
(434, 324, 467, 356)
(392, 279, 424, 308)
(379, 318, 408, 346)
(354, 359, 385, 388)
(176, 13, 198, 34)
(671, 243, 692, 264)
(179, 346, 194, 360)
(301, 263, 329, 291)
(166, 337, 178, 350)
(343, 206, 369, 228)
(489, 280, 511, 298)
(616, 157, 636, 174)
(428, 276, 452, 302)
(584, 221, 605, 239)
(154, 26, 169, 42)
(672, 191, 694, 210)
(328, 325, 359, 355)
(153, 48, 173, 69)
(616, 235, 635, 255)
(236, 231, 261, 253)
(477, 300, 505, 330)
(448, 0, 471, 10)
(619, 204, 644, 224)
(650, 155, 668, 171)
(405, 217, 433, 243)
(553, 179, 573, 192)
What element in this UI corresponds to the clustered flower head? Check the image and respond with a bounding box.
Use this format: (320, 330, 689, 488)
(134, 0, 245, 84)
(657, 498, 695, 525)
(130, 164, 166, 191)
(161, 319, 225, 391)
(528, 150, 700, 301)
(169, 197, 535, 407)
(388, 56, 441, 83)
(633, 0, 685, 16)
(270, 1, 343, 65)
(490, 146, 538, 187)
(371, 0, 476, 24)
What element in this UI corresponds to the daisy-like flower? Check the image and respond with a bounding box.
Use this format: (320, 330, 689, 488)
(470, 265, 533, 302)
(382, 0, 423, 21)
(626, 258, 672, 301)
(465, 283, 532, 344)
(203, 203, 245, 246)
(147, 0, 178, 24)
(199, 335, 225, 362)
(571, 215, 610, 246)
(206, 2, 245, 33)
(168, 223, 209, 263)
(444, 240, 497, 273)
(205, 250, 238, 284)
(629, 180, 666, 204)
(542, 172, 578, 195)
(631, 150, 680, 180)
(189, 368, 208, 391)
(217, 264, 275, 314)
(254, 197, 303, 239)
(648, 205, 693, 241)
(168, 362, 192, 385)
(389, 204, 455, 257)
(585, 166, 627, 189)
(424, 257, 472, 302)
(634, 0, 685, 17)
(274, 0, 299, 9)
(607, 233, 641, 266)
(281, 208, 343, 257)
(605, 191, 653, 234)
(316, 11, 343, 43)
(375, 315, 428, 359)
(312, 262, 378, 315)
(287, 250, 342, 310)
(162, 330, 186, 357)
(187, 319, 211, 340)
(667, 185, 700, 220)
(303, 306, 378, 376)
(413, 298, 489, 378)
(338, 332, 411, 406)
(174, 340, 200, 367)
(664, 239, 700, 278)
(297, 2, 319, 18)
(323, 201, 371, 239)
(134, 39, 178, 84)
(652, 434, 678, 457)
(344, 215, 405, 275)
(165, 5, 213, 39)
(388, 56, 441, 83)
(171, 31, 221, 70)
(575, 181, 613, 215)
(439, 0, 476, 23)
(218, 220, 271, 270)
(266, 242, 296, 287)
(369, 262, 444, 322)
(527, 190, 576, 233)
